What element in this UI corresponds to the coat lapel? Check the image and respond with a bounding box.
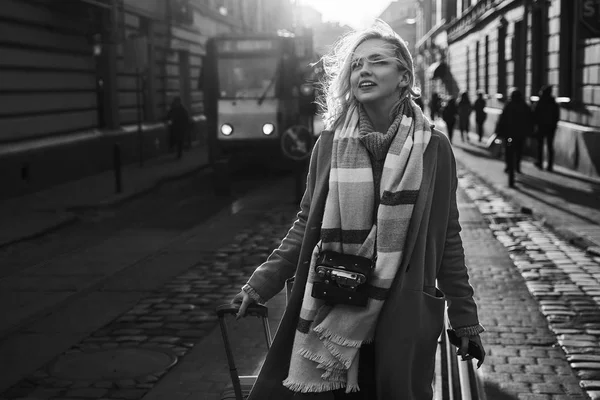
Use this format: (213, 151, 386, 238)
(399, 135, 439, 272)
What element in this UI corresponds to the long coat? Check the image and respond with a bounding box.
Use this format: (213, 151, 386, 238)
(246, 129, 481, 400)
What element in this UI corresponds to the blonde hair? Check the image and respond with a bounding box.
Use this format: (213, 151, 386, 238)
(316, 20, 420, 131)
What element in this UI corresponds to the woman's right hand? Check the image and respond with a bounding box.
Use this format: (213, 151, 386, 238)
(231, 290, 256, 320)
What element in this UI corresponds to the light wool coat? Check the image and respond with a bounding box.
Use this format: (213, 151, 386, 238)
(246, 129, 481, 400)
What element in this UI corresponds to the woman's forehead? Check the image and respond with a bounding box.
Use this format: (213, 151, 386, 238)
(352, 39, 396, 59)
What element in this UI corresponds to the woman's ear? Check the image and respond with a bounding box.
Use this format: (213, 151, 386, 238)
(398, 70, 410, 88)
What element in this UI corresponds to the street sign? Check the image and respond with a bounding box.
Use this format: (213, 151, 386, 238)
(581, 0, 600, 37)
(280, 125, 313, 161)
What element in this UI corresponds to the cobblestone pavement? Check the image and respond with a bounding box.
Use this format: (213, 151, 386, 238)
(0, 204, 297, 400)
(459, 168, 599, 400)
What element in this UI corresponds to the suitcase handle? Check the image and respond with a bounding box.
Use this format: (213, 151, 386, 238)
(216, 303, 272, 400)
(216, 303, 268, 319)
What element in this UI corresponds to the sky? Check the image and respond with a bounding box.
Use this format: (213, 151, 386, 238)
(298, 0, 393, 29)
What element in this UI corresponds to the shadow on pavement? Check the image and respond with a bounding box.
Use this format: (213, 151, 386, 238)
(484, 381, 520, 400)
(515, 173, 600, 223)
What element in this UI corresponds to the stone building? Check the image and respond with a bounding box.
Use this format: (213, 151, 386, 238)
(0, 0, 293, 199)
(377, 0, 418, 54)
(415, 0, 600, 180)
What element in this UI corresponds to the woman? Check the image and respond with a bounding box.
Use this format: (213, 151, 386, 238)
(233, 21, 485, 400)
(457, 92, 472, 142)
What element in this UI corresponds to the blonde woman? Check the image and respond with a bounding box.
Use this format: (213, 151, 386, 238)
(233, 21, 485, 400)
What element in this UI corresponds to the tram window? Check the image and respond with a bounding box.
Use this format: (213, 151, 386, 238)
(218, 58, 278, 99)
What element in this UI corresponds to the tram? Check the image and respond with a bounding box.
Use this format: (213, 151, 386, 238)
(202, 32, 317, 167)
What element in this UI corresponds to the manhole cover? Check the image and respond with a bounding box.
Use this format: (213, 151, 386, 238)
(48, 348, 178, 380)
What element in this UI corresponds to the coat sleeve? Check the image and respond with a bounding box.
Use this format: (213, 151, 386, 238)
(243, 136, 321, 303)
(436, 140, 483, 332)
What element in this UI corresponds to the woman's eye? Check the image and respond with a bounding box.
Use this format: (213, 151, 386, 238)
(351, 61, 361, 70)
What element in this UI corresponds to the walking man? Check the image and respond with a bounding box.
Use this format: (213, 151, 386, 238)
(533, 85, 560, 172)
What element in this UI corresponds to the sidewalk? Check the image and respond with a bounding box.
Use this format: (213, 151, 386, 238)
(0, 146, 210, 249)
(448, 125, 600, 255)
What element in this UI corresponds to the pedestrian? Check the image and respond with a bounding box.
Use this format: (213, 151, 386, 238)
(495, 88, 534, 175)
(166, 96, 190, 159)
(232, 20, 485, 400)
(457, 92, 472, 142)
(533, 85, 560, 172)
(429, 92, 441, 120)
(442, 96, 458, 143)
(473, 92, 487, 142)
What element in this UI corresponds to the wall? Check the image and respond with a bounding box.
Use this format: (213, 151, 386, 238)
(0, 0, 99, 143)
(444, 0, 600, 179)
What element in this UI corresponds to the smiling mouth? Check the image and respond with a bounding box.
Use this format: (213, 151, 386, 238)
(359, 82, 376, 89)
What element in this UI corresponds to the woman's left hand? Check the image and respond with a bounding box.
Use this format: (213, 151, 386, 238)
(458, 334, 486, 368)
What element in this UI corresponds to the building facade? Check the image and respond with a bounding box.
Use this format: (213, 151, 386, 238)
(378, 0, 418, 54)
(0, 0, 293, 199)
(415, 0, 600, 180)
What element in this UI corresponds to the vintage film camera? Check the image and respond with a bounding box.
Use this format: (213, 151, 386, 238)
(311, 249, 374, 307)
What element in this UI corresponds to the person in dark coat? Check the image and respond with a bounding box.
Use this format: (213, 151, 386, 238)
(166, 97, 190, 159)
(495, 89, 534, 174)
(232, 21, 485, 400)
(429, 92, 441, 120)
(442, 96, 458, 143)
(457, 92, 472, 142)
(473, 92, 487, 142)
(533, 85, 560, 172)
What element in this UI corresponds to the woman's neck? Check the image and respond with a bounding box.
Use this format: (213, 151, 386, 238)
(363, 104, 391, 133)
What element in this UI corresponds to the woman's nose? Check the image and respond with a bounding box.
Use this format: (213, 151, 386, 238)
(359, 64, 372, 75)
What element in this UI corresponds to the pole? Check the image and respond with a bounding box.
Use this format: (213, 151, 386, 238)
(136, 67, 144, 167)
(113, 143, 122, 193)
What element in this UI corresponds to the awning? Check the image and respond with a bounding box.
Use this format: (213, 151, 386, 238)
(426, 61, 448, 80)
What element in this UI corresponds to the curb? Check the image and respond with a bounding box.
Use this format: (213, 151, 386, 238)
(457, 159, 600, 257)
(65, 162, 212, 212)
(0, 162, 212, 250)
(0, 214, 79, 250)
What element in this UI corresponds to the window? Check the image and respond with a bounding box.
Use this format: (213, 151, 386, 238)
(497, 20, 507, 98)
(559, 1, 576, 99)
(475, 40, 480, 91)
(466, 46, 470, 93)
(484, 35, 489, 94)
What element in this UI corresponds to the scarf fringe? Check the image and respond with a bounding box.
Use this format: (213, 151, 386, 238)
(282, 378, 346, 393)
(346, 383, 360, 393)
(297, 348, 345, 371)
(314, 325, 365, 348)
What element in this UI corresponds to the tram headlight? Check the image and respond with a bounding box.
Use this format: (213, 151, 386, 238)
(262, 123, 275, 136)
(220, 123, 233, 136)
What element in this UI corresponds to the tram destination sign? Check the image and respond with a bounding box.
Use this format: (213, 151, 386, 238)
(216, 39, 279, 53)
(581, 0, 600, 37)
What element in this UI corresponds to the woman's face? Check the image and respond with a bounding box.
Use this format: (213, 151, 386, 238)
(350, 38, 408, 109)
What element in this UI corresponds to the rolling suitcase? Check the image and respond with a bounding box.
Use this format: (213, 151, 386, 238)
(216, 303, 272, 400)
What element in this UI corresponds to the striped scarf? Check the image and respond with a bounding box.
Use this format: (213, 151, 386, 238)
(283, 97, 432, 393)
